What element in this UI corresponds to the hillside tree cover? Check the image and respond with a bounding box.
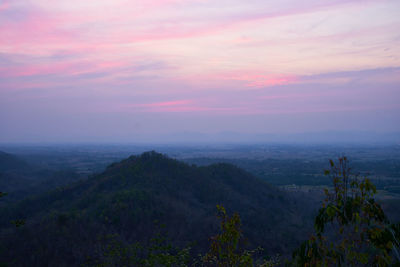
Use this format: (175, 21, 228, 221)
(198, 205, 279, 267)
(0, 152, 312, 266)
(292, 157, 400, 266)
(82, 157, 400, 266)
(0, 153, 399, 266)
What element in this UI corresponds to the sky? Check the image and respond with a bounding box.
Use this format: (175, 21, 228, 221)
(0, 0, 399, 143)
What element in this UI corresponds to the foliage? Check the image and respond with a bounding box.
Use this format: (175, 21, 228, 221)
(199, 205, 253, 266)
(0, 151, 311, 266)
(84, 205, 281, 267)
(199, 205, 279, 267)
(292, 157, 400, 266)
(0, 192, 25, 228)
(10, 219, 25, 228)
(84, 225, 190, 267)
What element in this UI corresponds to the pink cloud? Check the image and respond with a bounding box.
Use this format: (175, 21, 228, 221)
(0, 0, 388, 62)
(138, 100, 191, 108)
(127, 0, 382, 44)
(235, 22, 400, 50)
(210, 71, 299, 88)
(245, 76, 298, 88)
(0, 12, 77, 53)
(0, 1, 9, 11)
(149, 0, 382, 44)
(121, 100, 246, 113)
(3, 0, 374, 53)
(116, 100, 193, 112)
(260, 94, 308, 100)
(0, 57, 133, 80)
(0, 61, 81, 77)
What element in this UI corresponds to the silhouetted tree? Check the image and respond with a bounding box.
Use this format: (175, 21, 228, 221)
(292, 157, 400, 266)
(199, 205, 278, 267)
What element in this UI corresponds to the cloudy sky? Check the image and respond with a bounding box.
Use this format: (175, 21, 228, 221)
(1, 0, 399, 142)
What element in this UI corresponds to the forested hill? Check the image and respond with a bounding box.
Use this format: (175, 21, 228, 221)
(0, 151, 316, 266)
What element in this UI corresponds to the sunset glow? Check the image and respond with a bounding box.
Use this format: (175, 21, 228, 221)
(1, 0, 399, 142)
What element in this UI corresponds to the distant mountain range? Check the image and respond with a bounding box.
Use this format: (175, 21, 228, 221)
(147, 131, 400, 144)
(2, 131, 399, 144)
(0, 151, 317, 266)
